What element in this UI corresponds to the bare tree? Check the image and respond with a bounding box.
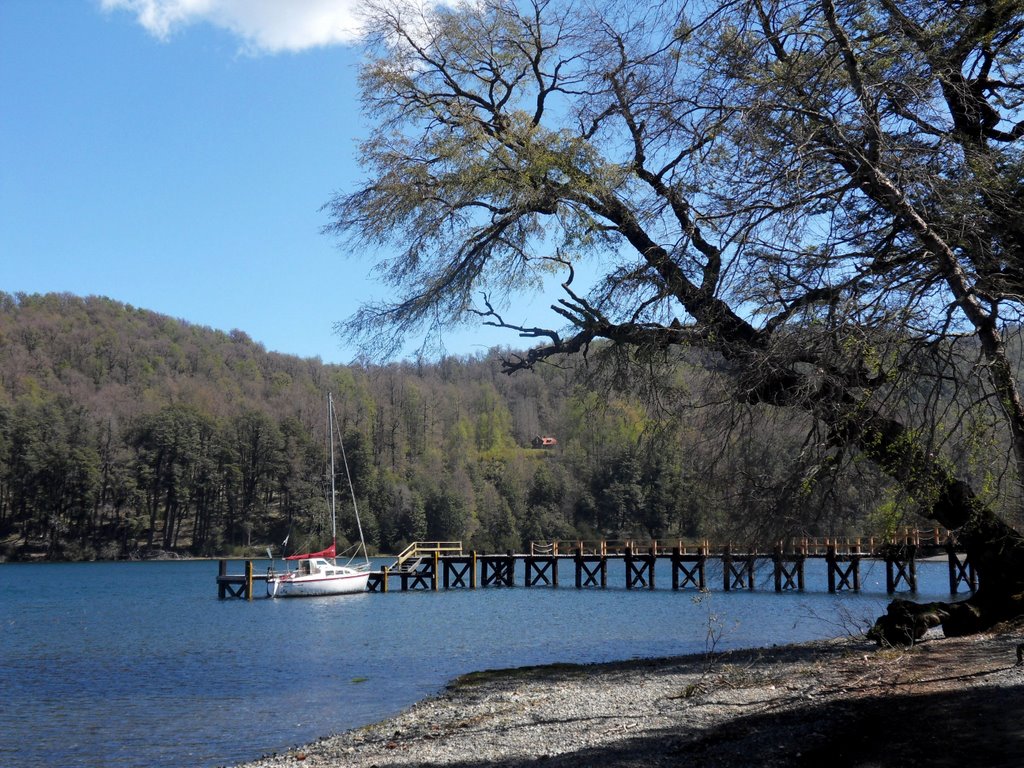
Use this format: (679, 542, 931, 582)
(325, 0, 1024, 642)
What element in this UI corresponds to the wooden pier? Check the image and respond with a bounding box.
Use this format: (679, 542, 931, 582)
(216, 559, 268, 600)
(218, 529, 974, 599)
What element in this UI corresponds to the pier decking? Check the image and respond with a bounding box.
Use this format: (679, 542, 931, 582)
(218, 529, 976, 599)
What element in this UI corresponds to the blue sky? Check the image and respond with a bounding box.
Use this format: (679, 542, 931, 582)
(0, 0, 556, 364)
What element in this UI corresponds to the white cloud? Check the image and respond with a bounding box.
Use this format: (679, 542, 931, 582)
(101, 0, 366, 53)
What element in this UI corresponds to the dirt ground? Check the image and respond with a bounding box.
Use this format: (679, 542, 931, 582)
(621, 620, 1024, 768)
(238, 618, 1024, 768)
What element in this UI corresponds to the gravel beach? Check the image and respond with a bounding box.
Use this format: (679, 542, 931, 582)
(234, 620, 1024, 768)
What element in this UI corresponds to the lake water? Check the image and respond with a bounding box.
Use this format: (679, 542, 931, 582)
(0, 556, 963, 767)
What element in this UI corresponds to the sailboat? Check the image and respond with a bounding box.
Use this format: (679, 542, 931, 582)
(265, 393, 371, 597)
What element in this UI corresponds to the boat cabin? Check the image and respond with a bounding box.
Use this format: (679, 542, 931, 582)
(294, 558, 337, 576)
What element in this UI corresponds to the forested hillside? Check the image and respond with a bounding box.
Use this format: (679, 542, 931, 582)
(1, 292, 894, 561)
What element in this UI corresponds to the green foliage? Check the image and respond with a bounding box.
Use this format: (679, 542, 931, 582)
(316, 0, 1024, 556)
(1, 290, 1012, 562)
(867, 489, 907, 541)
(425, 486, 468, 541)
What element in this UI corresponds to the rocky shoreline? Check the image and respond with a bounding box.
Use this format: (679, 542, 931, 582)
(234, 621, 1024, 768)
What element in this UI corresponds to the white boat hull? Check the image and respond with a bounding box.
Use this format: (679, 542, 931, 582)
(266, 562, 370, 598)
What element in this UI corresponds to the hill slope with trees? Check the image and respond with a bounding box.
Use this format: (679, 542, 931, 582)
(1, 291, 918, 561)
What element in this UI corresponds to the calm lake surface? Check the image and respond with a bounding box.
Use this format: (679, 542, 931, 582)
(0, 557, 963, 767)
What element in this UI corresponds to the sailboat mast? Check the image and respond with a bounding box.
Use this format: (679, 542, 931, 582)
(337, 410, 368, 566)
(328, 393, 337, 550)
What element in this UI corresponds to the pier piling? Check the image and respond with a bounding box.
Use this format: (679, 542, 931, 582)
(947, 538, 977, 594)
(574, 547, 607, 588)
(671, 546, 707, 590)
(826, 544, 861, 593)
(722, 545, 755, 591)
(524, 555, 558, 587)
(773, 545, 805, 592)
(884, 543, 917, 594)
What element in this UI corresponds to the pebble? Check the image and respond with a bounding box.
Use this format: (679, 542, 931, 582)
(232, 629, 1024, 768)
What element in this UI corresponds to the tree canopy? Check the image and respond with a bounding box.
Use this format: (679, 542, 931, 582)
(326, 0, 1024, 642)
(5, 292, 885, 562)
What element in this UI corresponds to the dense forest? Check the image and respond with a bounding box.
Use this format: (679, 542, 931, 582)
(0, 292, 985, 561)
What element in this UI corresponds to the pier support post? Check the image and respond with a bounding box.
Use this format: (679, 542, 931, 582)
(722, 545, 731, 592)
(852, 543, 862, 592)
(827, 544, 861, 593)
(624, 546, 656, 590)
(773, 545, 805, 592)
(884, 544, 917, 594)
(574, 547, 606, 588)
(401, 560, 434, 591)
(480, 553, 515, 587)
(442, 557, 474, 589)
(671, 546, 706, 590)
(946, 538, 976, 594)
(525, 555, 558, 587)
(368, 566, 387, 593)
(722, 546, 754, 591)
(216, 560, 253, 599)
(218, 560, 227, 599)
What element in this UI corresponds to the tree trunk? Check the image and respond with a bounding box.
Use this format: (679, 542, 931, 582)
(844, 406, 1024, 644)
(868, 499, 1024, 645)
(745, 365, 1024, 644)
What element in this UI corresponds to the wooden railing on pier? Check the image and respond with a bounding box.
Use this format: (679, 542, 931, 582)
(391, 541, 463, 571)
(528, 527, 956, 558)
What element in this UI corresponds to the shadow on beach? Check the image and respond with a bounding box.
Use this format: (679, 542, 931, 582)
(422, 682, 1023, 768)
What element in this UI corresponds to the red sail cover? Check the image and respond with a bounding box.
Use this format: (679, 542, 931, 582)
(285, 542, 336, 560)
